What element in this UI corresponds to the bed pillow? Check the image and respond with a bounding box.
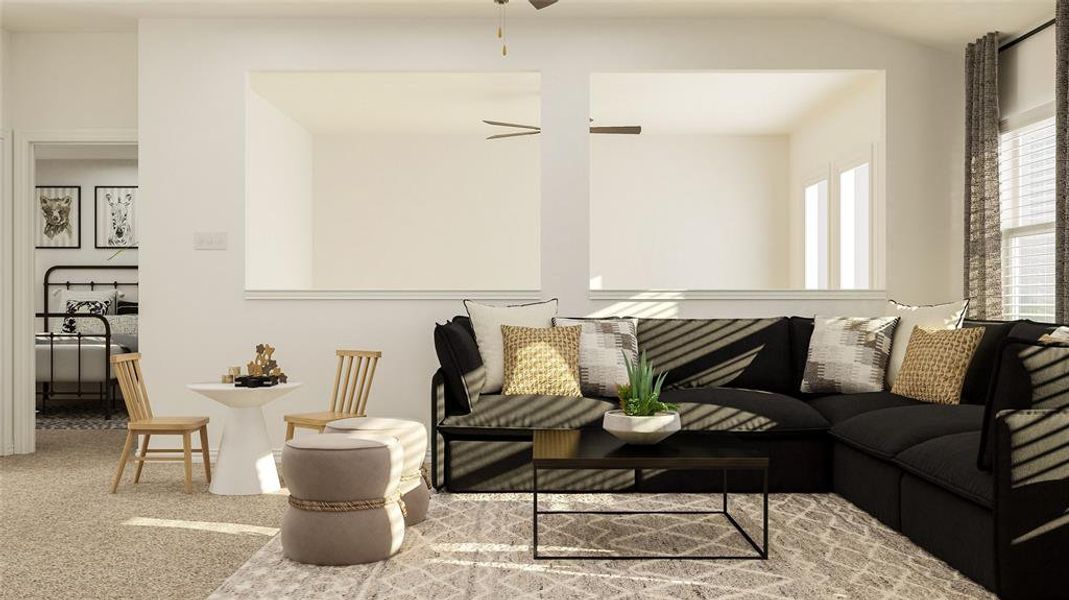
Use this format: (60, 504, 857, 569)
(883, 299, 968, 386)
(55, 289, 120, 315)
(77, 314, 139, 337)
(464, 299, 558, 393)
(890, 326, 984, 405)
(501, 325, 582, 397)
(57, 299, 114, 334)
(553, 317, 637, 397)
(800, 316, 899, 394)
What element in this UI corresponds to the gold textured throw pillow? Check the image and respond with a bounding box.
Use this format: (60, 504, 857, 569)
(501, 325, 582, 397)
(891, 326, 984, 405)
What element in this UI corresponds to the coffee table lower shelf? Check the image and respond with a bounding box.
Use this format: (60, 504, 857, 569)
(531, 429, 770, 561)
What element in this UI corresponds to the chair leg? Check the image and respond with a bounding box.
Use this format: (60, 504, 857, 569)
(133, 433, 151, 483)
(111, 430, 136, 493)
(199, 426, 212, 484)
(285, 422, 295, 441)
(182, 432, 193, 494)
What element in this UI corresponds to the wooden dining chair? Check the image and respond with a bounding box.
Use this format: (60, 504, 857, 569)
(109, 353, 211, 494)
(284, 349, 381, 441)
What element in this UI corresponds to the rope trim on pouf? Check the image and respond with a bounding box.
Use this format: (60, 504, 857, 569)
(289, 492, 408, 518)
(400, 463, 433, 490)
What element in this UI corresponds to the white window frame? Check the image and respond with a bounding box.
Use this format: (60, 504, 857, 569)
(999, 103, 1057, 322)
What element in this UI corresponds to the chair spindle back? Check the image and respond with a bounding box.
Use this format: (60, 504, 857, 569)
(328, 350, 381, 417)
(111, 353, 154, 422)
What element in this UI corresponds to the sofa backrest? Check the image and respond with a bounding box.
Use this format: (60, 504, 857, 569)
(635, 317, 794, 395)
(960, 319, 1017, 405)
(978, 325, 1069, 470)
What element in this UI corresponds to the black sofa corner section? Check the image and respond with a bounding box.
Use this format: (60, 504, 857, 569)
(430, 315, 1069, 598)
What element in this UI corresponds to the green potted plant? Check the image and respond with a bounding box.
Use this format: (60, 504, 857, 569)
(602, 351, 680, 444)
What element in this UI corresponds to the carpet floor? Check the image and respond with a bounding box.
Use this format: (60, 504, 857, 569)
(0, 430, 287, 600)
(212, 493, 993, 600)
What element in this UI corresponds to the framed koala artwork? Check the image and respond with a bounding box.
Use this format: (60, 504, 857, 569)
(35, 186, 81, 249)
(95, 186, 139, 249)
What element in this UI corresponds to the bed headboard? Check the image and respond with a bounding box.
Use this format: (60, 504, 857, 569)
(43, 264, 139, 330)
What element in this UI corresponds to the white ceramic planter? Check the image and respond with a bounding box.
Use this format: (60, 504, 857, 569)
(602, 410, 681, 445)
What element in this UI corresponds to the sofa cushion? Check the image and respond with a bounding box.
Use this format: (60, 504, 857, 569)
(434, 319, 486, 414)
(808, 391, 922, 425)
(438, 394, 614, 433)
(960, 319, 1016, 405)
(830, 404, 984, 460)
(896, 431, 993, 507)
(636, 317, 795, 395)
(661, 388, 829, 434)
(978, 335, 1069, 470)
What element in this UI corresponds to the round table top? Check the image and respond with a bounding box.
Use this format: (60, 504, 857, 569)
(188, 381, 302, 408)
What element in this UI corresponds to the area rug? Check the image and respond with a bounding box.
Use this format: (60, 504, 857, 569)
(210, 493, 992, 599)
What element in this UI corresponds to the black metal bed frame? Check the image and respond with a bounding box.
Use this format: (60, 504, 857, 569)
(36, 264, 138, 419)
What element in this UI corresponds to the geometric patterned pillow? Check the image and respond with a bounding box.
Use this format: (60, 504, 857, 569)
(890, 326, 984, 404)
(76, 314, 139, 337)
(501, 325, 582, 397)
(800, 316, 899, 394)
(60, 299, 113, 334)
(553, 317, 637, 397)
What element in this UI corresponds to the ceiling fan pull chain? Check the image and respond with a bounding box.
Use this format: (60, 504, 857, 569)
(501, 2, 508, 56)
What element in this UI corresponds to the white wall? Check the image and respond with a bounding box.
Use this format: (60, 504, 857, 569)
(245, 90, 314, 290)
(311, 133, 540, 290)
(4, 32, 137, 130)
(139, 18, 963, 451)
(788, 75, 886, 289)
(1000, 26, 1056, 123)
(590, 134, 790, 290)
(33, 158, 139, 312)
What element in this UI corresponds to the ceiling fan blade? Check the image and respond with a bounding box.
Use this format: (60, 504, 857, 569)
(482, 120, 541, 131)
(487, 131, 541, 140)
(529, 0, 559, 9)
(590, 126, 642, 135)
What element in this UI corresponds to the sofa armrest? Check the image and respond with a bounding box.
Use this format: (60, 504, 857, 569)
(995, 408, 1069, 599)
(431, 369, 448, 489)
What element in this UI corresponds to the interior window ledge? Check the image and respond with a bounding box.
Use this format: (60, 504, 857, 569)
(244, 289, 542, 301)
(588, 289, 888, 301)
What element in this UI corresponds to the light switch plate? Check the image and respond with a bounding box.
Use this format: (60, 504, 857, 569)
(194, 232, 228, 250)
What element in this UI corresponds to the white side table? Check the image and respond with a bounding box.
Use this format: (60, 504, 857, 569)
(187, 382, 302, 495)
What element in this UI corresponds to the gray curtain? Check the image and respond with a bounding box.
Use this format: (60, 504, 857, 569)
(1057, 0, 1069, 323)
(964, 32, 1002, 319)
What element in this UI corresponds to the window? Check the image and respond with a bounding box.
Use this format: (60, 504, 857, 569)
(805, 179, 829, 289)
(839, 163, 871, 289)
(1000, 116, 1056, 321)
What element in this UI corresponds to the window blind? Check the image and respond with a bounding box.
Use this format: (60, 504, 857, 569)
(999, 116, 1056, 321)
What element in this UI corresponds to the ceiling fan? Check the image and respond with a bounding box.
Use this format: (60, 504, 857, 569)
(483, 119, 642, 140)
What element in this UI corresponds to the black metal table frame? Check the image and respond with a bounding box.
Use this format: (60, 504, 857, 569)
(532, 466, 768, 560)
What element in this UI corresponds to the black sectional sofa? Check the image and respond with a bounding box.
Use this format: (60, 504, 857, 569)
(431, 315, 1069, 598)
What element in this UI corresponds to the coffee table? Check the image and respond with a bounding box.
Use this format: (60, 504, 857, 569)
(531, 429, 769, 560)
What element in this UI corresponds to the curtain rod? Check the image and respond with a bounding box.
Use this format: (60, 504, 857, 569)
(999, 18, 1056, 52)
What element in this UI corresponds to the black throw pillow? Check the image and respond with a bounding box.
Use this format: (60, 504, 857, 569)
(433, 319, 486, 415)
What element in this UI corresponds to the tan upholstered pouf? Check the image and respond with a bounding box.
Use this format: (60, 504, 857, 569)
(281, 433, 405, 565)
(325, 417, 431, 525)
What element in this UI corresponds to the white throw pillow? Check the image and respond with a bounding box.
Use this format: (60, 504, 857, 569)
(464, 299, 558, 393)
(883, 299, 969, 386)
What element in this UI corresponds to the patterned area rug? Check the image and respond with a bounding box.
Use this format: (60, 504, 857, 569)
(36, 412, 128, 430)
(210, 493, 993, 599)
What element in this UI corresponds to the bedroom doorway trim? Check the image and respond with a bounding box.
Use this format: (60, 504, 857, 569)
(5, 129, 137, 455)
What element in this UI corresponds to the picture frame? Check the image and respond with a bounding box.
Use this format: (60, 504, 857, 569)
(35, 186, 81, 249)
(95, 186, 139, 249)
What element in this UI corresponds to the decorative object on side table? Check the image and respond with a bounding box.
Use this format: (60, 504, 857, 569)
(602, 351, 680, 445)
(232, 343, 289, 387)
